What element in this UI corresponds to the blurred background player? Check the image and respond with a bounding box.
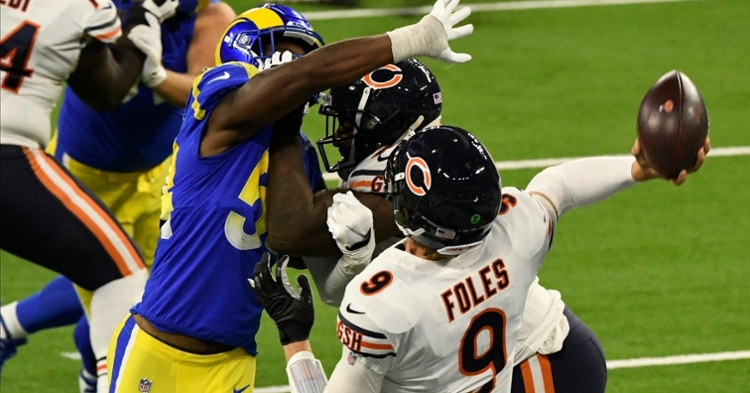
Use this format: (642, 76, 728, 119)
(252, 119, 709, 392)
(0, 0, 180, 388)
(1, 0, 235, 390)
(106, 1, 473, 390)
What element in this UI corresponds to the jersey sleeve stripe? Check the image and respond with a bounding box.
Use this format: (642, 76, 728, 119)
(337, 313, 396, 358)
(360, 341, 394, 350)
(93, 26, 122, 41)
(349, 180, 372, 190)
(337, 312, 387, 339)
(349, 169, 384, 178)
(83, 14, 120, 35)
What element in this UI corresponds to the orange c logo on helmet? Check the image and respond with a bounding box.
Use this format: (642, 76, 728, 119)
(405, 157, 431, 197)
(362, 64, 403, 89)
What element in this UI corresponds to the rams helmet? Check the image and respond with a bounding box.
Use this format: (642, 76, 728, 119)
(317, 58, 442, 174)
(384, 126, 502, 255)
(215, 3, 324, 66)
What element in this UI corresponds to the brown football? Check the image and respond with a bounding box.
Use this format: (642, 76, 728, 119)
(636, 70, 709, 179)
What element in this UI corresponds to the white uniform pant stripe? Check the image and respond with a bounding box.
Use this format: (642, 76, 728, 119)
(526, 354, 548, 393)
(112, 324, 140, 393)
(29, 148, 142, 274)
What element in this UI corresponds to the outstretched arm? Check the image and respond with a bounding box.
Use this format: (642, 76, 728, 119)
(527, 138, 710, 220)
(201, 0, 473, 156)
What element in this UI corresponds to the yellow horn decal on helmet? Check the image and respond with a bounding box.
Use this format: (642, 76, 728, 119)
(239, 8, 285, 30)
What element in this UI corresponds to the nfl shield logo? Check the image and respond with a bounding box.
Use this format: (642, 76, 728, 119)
(138, 378, 152, 392)
(432, 92, 443, 104)
(347, 351, 358, 365)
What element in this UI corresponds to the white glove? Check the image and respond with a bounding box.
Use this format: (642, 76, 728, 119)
(141, 0, 179, 23)
(128, 13, 167, 88)
(386, 0, 473, 64)
(255, 51, 296, 72)
(327, 191, 376, 273)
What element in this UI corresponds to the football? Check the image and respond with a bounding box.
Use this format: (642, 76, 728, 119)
(636, 70, 709, 179)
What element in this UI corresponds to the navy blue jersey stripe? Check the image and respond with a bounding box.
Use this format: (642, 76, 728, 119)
(338, 312, 387, 339)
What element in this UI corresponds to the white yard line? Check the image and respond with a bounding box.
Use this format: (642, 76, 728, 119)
(607, 350, 750, 369)
(304, 0, 700, 20)
(322, 146, 750, 182)
(58, 349, 750, 391)
(252, 350, 750, 393)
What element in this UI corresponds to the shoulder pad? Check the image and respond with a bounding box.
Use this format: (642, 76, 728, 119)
(494, 187, 554, 256)
(187, 63, 260, 121)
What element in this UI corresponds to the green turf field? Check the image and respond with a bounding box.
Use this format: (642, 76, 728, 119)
(2, 0, 749, 391)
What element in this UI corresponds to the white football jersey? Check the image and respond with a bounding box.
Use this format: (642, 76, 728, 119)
(346, 143, 570, 368)
(336, 187, 555, 393)
(346, 144, 397, 195)
(0, 0, 121, 147)
(512, 279, 569, 365)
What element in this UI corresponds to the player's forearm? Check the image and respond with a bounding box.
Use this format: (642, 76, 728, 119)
(266, 133, 341, 257)
(286, 346, 329, 393)
(294, 36, 394, 95)
(284, 340, 313, 363)
(152, 70, 195, 107)
(68, 39, 145, 112)
(304, 256, 359, 306)
(225, 36, 394, 134)
(527, 156, 637, 218)
(97, 38, 148, 109)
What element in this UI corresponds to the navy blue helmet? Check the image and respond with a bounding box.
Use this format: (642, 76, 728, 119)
(317, 58, 442, 174)
(384, 126, 502, 255)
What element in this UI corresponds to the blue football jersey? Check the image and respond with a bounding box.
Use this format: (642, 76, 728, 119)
(133, 62, 312, 356)
(54, 1, 217, 172)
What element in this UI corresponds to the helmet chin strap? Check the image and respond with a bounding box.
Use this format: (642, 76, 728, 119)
(402, 115, 442, 141)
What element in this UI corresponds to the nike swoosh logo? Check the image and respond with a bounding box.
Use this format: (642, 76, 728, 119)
(375, 152, 390, 162)
(233, 385, 250, 393)
(102, 2, 113, 9)
(346, 303, 365, 315)
(207, 71, 230, 84)
(344, 227, 371, 251)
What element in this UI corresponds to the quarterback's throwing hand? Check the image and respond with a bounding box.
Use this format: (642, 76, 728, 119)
(631, 137, 711, 185)
(327, 191, 376, 273)
(248, 253, 314, 345)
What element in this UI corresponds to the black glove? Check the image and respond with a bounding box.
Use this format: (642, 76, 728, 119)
(248, 253, 314, 345)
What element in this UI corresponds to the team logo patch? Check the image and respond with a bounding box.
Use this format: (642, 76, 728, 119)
(138, 378, 152, 393)
(362, 64, 403, 89)
(433, 92, 443, 104)
(405, 156, 432, 196)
